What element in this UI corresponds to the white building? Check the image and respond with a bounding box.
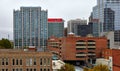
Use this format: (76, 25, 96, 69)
(52, 60, 65, 71)
(96, 57, 112, 71)
(67, 19, 87, 35)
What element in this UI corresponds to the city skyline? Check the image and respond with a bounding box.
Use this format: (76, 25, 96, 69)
(0, 0, 96, 40)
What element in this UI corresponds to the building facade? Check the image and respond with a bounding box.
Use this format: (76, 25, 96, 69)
(67, 19, 87, 36)
(103, 8, 114, 32)
(64, 28, 67, 37)
(14, 7, 48, 50)
(88, 19, 99, 37)
(47, 34, 108, 65)
(48, 18, 64, 38)
(76, 25, 90, 37)
(92, 0, 120, 35)
(47, 36, 61, 60)
(102, 49, 120, 71)
(0, 49, 52, 71)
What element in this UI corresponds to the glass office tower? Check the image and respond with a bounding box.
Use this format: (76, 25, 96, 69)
(14, 7, 48, 50)
(93, 0, 120, 35)
(48, 18, 64, 38)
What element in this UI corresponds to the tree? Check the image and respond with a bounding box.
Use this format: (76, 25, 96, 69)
(84, 64, 109, 71)
(93, 64, 109, 71)
(0, 38, 13, 49)
(58, 63, 75, 71)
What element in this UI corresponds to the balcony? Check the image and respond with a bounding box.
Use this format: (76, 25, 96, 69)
(88, 42, 95, 44)
(76, 54, 87, 56)
(87, 53, 96, 56)
(76, 46, 86, 48)
(76, 42, 86, 44)
(87, 46, 96, 48)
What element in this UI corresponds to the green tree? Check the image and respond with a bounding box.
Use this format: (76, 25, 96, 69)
(0, 38, 13, 49)
(58, 63, 75, 71)
(84, 64, 109, 71)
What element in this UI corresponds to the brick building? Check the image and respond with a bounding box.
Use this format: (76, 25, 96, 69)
(47, 36, 62, 60)
(0, 49, 52, 71)
(102, 49, 120, 71)
(47, 34, 108, 65)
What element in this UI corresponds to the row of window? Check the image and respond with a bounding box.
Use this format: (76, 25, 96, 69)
(0, 58, 51, 66)
(76, 48, 95, 50)
(76, 44, 95, 46)
(0, 68, 50, 71)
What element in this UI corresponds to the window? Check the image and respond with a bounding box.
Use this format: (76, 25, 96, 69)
(16, 69, 18, 71)
(20, 68, 22, 71)
(20, 59, 22, 65)
(30, 69, 32, 71)
(6, 69, 8, 71)
(44, 58, 46, 65)
(48, 58, 50, 65)
(76, 44, 86, 46)
(76, 56, 85, 58)
(26, 59, 29, 66)
(76, 48, 86, 50)
(2, 69, 4, 71)
(44, 69, 46, 71)
(33, 58, 36, 65)
(40, 58, 42, 65)
(16, 59, 18, 65)
(6, 58, 8, 65)
(88, 44, 95, 46)
(48, 69, 50, 71)
(26, 69, 29, 71)
(12, 69, 15, 71)
(30, 58, 32, 66)
(34, 69, 36, 71)
(2, 58, 4, 65)
(40, 69, 42, 71)
(12, 59, 15, 65)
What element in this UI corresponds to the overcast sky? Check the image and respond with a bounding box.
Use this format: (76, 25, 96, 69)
(0, 0, 96, 40)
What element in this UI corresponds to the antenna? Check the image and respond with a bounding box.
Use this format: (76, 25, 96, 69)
(8, 34, 9, 40)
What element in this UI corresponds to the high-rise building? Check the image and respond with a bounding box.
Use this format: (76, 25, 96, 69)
(14, 7, 48, 50)
(103, 8, 114, 32)
(93, 0, 120, 34)
(48, 18, 64, 38)
(67, 19, 87, 36)
(88, 19, 99, 37)
(76, 25, 90, 37)
(64, 28, 67, 37)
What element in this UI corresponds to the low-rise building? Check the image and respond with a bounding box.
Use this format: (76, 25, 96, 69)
(47, 34, 108, 65)
(0, 49, 52, 71)
(102, 49, 120, 71)
(52, 60, 65, 71)
(96, 58, 112, 71)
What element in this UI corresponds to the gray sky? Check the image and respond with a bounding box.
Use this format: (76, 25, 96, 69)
(0, 0, 96, 40)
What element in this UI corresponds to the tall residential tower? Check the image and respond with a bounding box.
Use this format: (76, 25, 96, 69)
(14, 7, 48, 50)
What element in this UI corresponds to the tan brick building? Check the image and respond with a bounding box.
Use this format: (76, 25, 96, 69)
(0, 49, 52, 71)
(47, 34, 108, 65)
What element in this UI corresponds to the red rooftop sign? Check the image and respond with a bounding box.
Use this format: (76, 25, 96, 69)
(48, 18, 63, 22)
